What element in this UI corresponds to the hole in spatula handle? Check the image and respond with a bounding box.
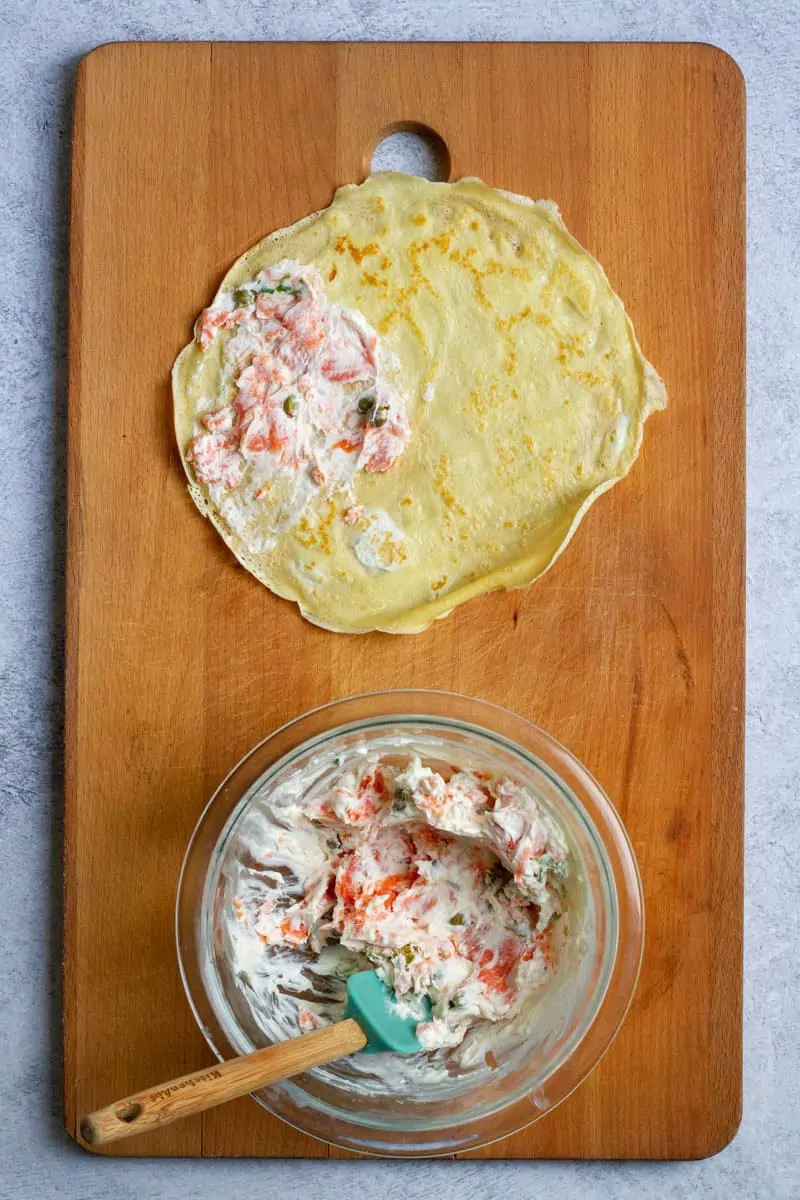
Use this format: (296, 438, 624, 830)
(115, 1102, 143, 1123)
(79, 1100, 142, 1145)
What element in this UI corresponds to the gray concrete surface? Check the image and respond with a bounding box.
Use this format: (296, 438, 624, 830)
(1, 1, 798, 1197)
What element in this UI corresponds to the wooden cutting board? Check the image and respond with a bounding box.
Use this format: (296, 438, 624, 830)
(65, 41, 744, 1160)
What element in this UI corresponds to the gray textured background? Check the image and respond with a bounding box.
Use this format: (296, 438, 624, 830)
(1, 1, 798, 1197)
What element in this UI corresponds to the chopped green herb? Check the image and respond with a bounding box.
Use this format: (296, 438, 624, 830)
(283, 396, 298, 417)
(540, 854, 569, 878)
(449, 913, 466, 926)
(255, 280, 300, 297)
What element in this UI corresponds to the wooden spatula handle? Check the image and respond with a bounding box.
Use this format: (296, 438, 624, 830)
(79, 1018, 367, 1147)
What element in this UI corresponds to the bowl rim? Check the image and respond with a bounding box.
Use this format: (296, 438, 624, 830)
(176, 688, 645, 1157)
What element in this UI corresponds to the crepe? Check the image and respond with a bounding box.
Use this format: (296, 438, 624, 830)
(173, 173, 666, 633)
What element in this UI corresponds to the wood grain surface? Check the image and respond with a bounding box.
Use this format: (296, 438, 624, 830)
(65, 41, 745, 1160)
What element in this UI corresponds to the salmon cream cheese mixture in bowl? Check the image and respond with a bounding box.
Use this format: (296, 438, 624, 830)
(177, 693, 644, 1156)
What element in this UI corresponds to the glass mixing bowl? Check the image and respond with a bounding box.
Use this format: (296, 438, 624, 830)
(176, 691, 644, 1157)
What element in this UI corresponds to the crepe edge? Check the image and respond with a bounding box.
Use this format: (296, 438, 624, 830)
(171, 174, 668, 636)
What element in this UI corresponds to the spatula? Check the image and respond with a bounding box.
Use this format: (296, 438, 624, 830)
(79, 970, 429, 1147)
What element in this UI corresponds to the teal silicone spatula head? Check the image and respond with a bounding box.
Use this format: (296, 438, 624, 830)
(344, 970, 431, 1054)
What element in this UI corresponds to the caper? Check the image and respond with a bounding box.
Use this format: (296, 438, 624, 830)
(392, 786, 413, 812)
(283, 396, 298, 417)
(358, 394, 376, 414)
(449, 913, 466, 926)
(233, 287, 252, 308)
(372, 404, 390, 427)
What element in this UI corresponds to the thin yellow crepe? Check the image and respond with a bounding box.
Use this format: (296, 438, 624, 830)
(173, 174, 666, 633)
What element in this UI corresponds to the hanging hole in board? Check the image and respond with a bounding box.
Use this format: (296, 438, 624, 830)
(369, 124, 451, 182)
